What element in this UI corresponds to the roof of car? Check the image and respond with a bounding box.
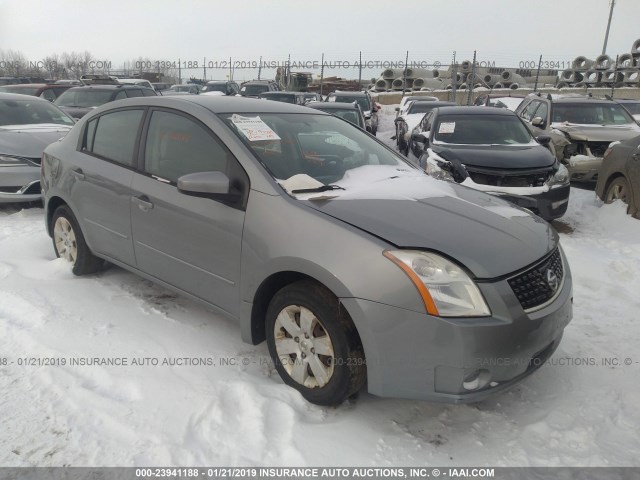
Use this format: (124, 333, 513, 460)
(104, 95, 328, 115)
(435, 106, 516, 116)
(0, 83, 52, 89)
(305, 101, 360, 110)
(612, 98, 640, 103)
(206, 80, 234, 84)
(0, 92, 52, 102)
(329, 91, 368, 97)
(259, 91, 304, 96)
(64, 85, 149, 92)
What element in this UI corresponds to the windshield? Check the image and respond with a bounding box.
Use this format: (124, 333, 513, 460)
(434, 114, 533, 145)
(241, 84, 269, 95)
(333, 96, 370, 112)
(407, 102, 440, 114)
(260, 94, 295, 103)
(0, 98, 75, 126)
(223, 113, 409, 185)
(552, 103, 635, 125)
(55, 89, 113, 107)
(0, 86, 40, 95)
(620, 102, 640, 116)
(202, 83, 226, 92)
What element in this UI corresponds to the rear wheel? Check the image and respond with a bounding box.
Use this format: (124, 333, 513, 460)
(605, 176, 632, 206)
(266, 280, 366, 406)
(51, 205, 104, 275)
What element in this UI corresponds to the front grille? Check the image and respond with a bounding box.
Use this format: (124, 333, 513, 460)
(22, 181, 41, 195)
(0, 186, 21, 193)
(466, 167, 551, 188)
(508, 248, 564, 311)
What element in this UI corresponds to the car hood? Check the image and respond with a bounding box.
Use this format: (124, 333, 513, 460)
(0, 124, 72, 157)
(403, 113, 425, 131)
(551, 122, 640, 142)
(302, 172, 557, 278)
(431, 143, 555, 169)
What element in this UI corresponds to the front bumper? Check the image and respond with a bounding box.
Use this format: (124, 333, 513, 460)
(0, 165, 42, 203)
(492, 184, 570, 221)
(340, 258, 573, 403)
(566, 155, 602, 183)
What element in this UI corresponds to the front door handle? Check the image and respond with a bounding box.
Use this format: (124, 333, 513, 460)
(70, 169, 85, 181)
(132, 195, 154, 211)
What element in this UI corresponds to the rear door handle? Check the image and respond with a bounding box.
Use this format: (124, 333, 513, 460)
(132, 195, 154, 211)
(70, 169, 85, 180)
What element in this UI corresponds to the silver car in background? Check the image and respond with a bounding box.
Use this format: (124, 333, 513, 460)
(0, 93, 74, 203)
(42, 96, 573, 405)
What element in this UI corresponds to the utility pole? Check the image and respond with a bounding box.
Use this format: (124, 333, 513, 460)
(601, 0, 616, 55)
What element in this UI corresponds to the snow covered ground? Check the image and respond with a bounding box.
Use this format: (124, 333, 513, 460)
(1, 106, 639, 467)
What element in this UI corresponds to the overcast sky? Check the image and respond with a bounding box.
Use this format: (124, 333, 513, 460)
(1, 0, 638, 80)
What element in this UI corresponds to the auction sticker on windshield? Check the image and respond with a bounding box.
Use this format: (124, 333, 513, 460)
(231, 114, 281, 141)
(439, 122, 455, 134)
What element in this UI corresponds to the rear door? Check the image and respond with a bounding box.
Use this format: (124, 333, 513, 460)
(69, 108, 145, 266)
(130, 108, 249, 316)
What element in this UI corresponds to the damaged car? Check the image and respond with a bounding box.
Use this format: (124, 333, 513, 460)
(395, 100, 456, 156)
(516, 93, 640, 182)
(413, 106, 570, 221)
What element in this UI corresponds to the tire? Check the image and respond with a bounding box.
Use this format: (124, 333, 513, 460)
(604, 176, 633, 207)
(51, 205, 104, 275)
(266, 280, 366, 406)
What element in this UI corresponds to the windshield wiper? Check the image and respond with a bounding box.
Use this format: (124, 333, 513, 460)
(291, 184, 345, 194)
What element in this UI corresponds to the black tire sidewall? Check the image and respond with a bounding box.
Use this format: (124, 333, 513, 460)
(265, 281, 364, 406)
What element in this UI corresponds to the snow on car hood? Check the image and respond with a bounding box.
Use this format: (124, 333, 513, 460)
(551, 122, 640, 142)
(403, 113, 426, 132)
(0, 124, 72, 157)
(302, 169, 557, 278)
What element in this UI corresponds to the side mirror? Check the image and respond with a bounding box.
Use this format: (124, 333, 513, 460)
(177, 171, 237, 200)
(536, 135, 552, 146)
(532, 116, 545, 128)
(412, 133, 428, 144)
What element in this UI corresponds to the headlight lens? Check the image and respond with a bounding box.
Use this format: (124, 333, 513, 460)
(425, 155, 454, 182)
(547, 164, 569, 187)
(0, 155, 30, 166)
(384, 250, 491, 317)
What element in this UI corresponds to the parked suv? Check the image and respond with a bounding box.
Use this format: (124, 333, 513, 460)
(201, 80, 240, 96)
(0, 83, 73, 102)
(54, 85, 157, 119)
(515, 93, 640, 182)
(239, 80, 279, 97)
(325, 91, 379, 135)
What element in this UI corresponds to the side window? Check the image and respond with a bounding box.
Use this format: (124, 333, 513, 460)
(126, 89, 144, 98)
(521, 101, 541, 121)
(83, 118, 98, 151)
(143, 110, 232, 183)
(40, 89, 56, 102)
(533, 102, 549, 122)
(142, 88, 156, 97)
(421, 112, 434, 133)
(114, 91, 127, 100)
(89, 110, 144, 166)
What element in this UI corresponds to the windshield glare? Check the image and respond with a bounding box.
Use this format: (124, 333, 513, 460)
(242, 85, 269, 95)
(203, 83, 226, 92)
(552, 103, 635, 125)
(434, 114, 533, 145)
(0, 98, 75, 126)
(55, 89, 112, 107)
(223, 113, 409, 185)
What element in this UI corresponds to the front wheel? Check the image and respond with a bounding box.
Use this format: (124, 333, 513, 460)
(605, 176, 632, 206)
(266, 280, 366, 406)
(51, 205, 104, 275)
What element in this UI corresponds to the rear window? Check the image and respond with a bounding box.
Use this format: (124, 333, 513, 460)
(552, 103, 635, 125)
(55, 89, 114, 108)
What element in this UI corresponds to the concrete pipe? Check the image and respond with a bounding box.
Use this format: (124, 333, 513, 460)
(432, 70, 450, 79)
(595, 55, 613, 70)
(502, 71, 526, 84)
(572, 56, 594, 70)
(459, 83, 468, 90)
(371, 77, 377, 84)
(403, 68, 433, 79)
(483, 74, 501, 85)
(445, 84, 454, 90)
(632, 38, 640, 55)
(454, 72, 464, 83)
(460, 60, 474, 73)
(624, 71, 639, 83)
(556, 82, 571, 89)
(617, 53, 634, 68)
(492, 82, 505, 89)
(531, 75, 560, 85)
(467, 72, 485, 85)
(573, 82, 587, 88)
(413, 78, 443, 90)
(375, 78, 391, 90)
(604, 70, 625, 83)
(382, 68, 404, 80)
(584, 70, 602, 84)
(391, 78, 410, 90)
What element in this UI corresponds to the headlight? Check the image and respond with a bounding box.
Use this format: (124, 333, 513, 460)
(0, 155, 30, 167)
(384, 250, 491, 317)
(425, 155, 454, 182)
(547, 164, 569, 187)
